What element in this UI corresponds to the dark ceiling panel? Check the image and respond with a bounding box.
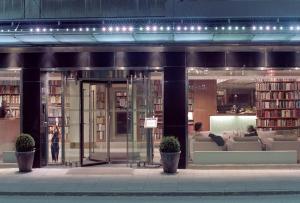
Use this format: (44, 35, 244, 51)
(187, 52, 225, 67)
(227, 52, 264, 67)
(267, 52, 296, 67)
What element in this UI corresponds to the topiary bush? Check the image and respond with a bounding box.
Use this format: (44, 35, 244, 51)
(15, 134, 35, 152)
(159, 136, 180, 153)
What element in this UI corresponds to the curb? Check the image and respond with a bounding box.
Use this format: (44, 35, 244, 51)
(0, 191, 300, 197)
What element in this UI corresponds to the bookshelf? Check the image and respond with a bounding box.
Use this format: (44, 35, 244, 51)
(95, 85, 106, 141)
(48, 79, 62, 136)
(0, 81, 20, 118)
(256, 79, 300, 130)
(151, 80, 163, 141)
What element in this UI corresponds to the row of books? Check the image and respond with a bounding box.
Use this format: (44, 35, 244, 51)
(0, 95, 20, 104)
(256, 101, 300, 109)
(256, 82, 298, 91)
(256, 91, 300, 100)
(153, 98, 162, 104)
(49, 86, 62, 95)
(257, 78, 296, 82)
(257, 109, 300, 118)
(49, 80, 62, 86)
(0, 86, 19, 94)
(257, 119, 300, 128)
(154, 104, 163, 111)
(49, 96, 61, 104)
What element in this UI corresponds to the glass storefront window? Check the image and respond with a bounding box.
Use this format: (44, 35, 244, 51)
(0, 70, 21, 164)
(42, 70, 164, 167)
(188, 68, 300, 165)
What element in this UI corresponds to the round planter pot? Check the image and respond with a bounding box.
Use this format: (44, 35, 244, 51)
(15, 151, 35, 172)
(160, 151, 181, 174)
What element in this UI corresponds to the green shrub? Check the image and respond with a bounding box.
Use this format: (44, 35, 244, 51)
(159, 136, 180, 153)
(15, 134, 35, 152)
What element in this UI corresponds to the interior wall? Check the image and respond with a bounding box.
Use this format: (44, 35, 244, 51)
(192, 80, 217, 131)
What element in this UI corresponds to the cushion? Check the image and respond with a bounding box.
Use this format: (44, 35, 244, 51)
(233, 136, 259, 142)
(257, 130, 276, 138)
(273, 135, 298, 141)
(194, 136, 212, 142)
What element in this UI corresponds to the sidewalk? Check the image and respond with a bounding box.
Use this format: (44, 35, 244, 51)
(0, 166, 300, 196)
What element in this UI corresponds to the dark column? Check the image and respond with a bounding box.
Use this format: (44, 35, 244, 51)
(22, 53, 47, 168)
(163, 66, 187, 169)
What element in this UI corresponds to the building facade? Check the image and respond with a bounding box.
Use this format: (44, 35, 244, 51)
(1, 0, 300, 168)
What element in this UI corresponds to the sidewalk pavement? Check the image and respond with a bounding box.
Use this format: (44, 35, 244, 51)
(0, 166, 300, 196)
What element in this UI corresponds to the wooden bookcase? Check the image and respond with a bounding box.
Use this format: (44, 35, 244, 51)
(256, 79, 300, 130)
(0, 81, 20, 118)
(151, 80, 163, 141)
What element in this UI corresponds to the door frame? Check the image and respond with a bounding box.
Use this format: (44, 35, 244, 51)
(79, 80, 127, 166)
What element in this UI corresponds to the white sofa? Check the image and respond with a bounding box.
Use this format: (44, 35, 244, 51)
(189, 131, 225, 161)
(264, 136, 300, 162)
(226, 136, 263, 151)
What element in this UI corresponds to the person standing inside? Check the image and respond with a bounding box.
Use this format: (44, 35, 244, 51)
(51, 126, 60, 162)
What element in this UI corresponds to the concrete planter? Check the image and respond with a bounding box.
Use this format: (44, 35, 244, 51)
(15, 151, 35, 172)
(160, 151, 181, 174)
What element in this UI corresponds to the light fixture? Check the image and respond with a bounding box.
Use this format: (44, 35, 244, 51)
(176, 26, 181, 31)
(184, 26, 188, 31)
(221, 27, 225, 30)
(36, 28, 40, 32)
(242, 26, 245, 30)
(190, 26, 195, 31)
(42, 28, 47, 32)
(166, 26, 171, 31)
(86, 27, 90, 31)
(160, 26, 164, 31)
(280, 26, 283, 30)
(108, 27, 113, 32)
(272, 26, 277, 30)
(215, 27, 218, 30)
(265, 26, 270, 31)
(49, 28, 53, 32)
(72, 28, 76, 32)
(297, 26, 300, 31)
(290, 26, 294, 31)
(139, 27, 143, 31)
(30, 28, 33, 32)
(197, 26, 202, 31)
(228, 26, 232, 30)
(259, 26, 263, 30)
(225, 67, 230, 71)
(204, 27, 208, 30)
(115, 27, 120, 32)
(66, 28, 69, 32)
(102, 27, 107, 32)
(146, 26, 150, 31)
(92, 28, 96, 31)
(79, 28, 83, 31)
(122, 26, 127, 32)
(152, 26, 157, 31)
(128, 26, 133, 32)
(235, 26, 239, 30)
(252, 26, 257, 31)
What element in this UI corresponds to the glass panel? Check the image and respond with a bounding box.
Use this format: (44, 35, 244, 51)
(0, 70, 20, 164)
(64, 74, 80, 166)
(81, 82, 108, 165)
(109, 84, 128, 163)
(188, 69, 300, 165)
(47, 73, 63, 164)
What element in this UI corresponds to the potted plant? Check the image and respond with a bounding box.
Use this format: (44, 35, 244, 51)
(159, 136, 181, 174)
(15, 133, 35, 172)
